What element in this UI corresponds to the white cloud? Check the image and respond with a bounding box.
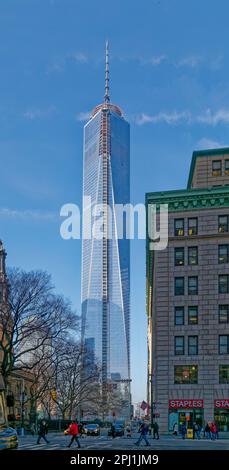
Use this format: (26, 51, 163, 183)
(135, 111, 191, 125)
(196, 109, 229, 125)
(140, 55, 167, 66)
(0, 208, 58, 222)
(22, 106, 57, 120)
(196, 138, 226, 150)
(135, 108, 229, 127)
(176, 55, 202, 68)
(75, 111, 91, 122)
(67, 52, 88, 63)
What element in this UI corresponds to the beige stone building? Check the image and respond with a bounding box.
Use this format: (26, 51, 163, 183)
(146, 148, 229, 433)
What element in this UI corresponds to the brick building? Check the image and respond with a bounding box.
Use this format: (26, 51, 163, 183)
(146, 148, 229, 433)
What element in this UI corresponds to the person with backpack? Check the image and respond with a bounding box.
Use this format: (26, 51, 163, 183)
(37, 419, 50, 445)
(134, 422, 150, 447)
(67, 420, 81, 448)
(193, 422, 201, 439)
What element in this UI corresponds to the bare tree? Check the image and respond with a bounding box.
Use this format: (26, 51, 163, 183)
(0, 268, 78, 389)
(42, 340, 100, 420)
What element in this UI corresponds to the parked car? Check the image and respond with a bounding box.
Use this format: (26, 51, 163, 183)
(84, 424, 100, 436)
(108, 423, 124, 437)
(0, 385, 18, 450)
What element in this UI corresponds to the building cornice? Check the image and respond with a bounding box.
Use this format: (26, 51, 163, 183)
(146, 186, 229, 213)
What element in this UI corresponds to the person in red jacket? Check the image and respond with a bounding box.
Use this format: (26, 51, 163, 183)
(67, 420, 81, 448)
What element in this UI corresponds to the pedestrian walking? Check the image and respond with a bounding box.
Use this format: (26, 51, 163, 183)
(204, 422, 211, 439)
(37, 420, 50, 445)
(111, 423, 116, 439)
(126, 425, 132, 438)
(134, 422, 150, 447)
(215, 422, 219, 440)
(181, 422, 187, 440)
(153, 421, 159, 440)
(193, 422, 201, 439)
(67, 420, 81, 448)
(210, 422, 217, 440)
(30, 422, 35, 436)
(173, 423, 178, 436)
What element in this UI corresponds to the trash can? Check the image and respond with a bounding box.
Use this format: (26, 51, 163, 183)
(187, 428, 193, 439)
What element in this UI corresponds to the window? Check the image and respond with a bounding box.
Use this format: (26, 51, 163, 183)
(219, 335, 229, 354)
(225, 160, 229, 176)
(188, 336, 198, 355)
(188, 247, 198, 265)
(174, 219, 184, 236)
(219, 275, 229, 294)
(218, 245, 229, 264)
(188, 306, 198, 324)
(175, 247, 184, 266)
(218, 215, 228, 233)
(175, 336, 184, 355)
(175, 307, 184, 325)
(174, 365, 198, 384)
(188, 217, 198, 236)
(212, 160, 222, 176)
(219, 305, 229, 324)
(219, 365, 229, 384)
(175, 277, 184, 296)
(188, 276, 198, 295)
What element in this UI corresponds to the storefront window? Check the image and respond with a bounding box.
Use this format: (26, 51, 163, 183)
(174, 365, 198, 384)
(169, 409, 203, 432)
(215, 409, 229, 432)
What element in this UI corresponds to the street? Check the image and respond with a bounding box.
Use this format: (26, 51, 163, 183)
(16, 431, 229, 451)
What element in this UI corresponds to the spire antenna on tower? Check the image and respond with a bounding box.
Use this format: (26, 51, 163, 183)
(104, 40, 110, 103)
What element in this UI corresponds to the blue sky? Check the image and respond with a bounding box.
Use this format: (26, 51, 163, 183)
(1, 0, 229, 404)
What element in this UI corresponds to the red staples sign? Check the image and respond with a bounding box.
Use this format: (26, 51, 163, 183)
(214, 399, 229, 408)
(169, 399, 204, 409)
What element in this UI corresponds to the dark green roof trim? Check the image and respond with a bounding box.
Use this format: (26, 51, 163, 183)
(146, 186, 229, 213)
(187, 147, 229, 189)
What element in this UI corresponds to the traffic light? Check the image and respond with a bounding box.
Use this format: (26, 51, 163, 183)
(51, 390, 57, 401)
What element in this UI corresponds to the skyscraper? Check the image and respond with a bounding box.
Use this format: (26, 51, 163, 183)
(81, 43, 130, 416)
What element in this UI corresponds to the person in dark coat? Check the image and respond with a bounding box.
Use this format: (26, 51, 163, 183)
(181, 422, 187, 440)
(134, 422, 150, 447)
(153, 421, 159, 440)
(37, 420, 50, 444)
(111, 423, 116, 439)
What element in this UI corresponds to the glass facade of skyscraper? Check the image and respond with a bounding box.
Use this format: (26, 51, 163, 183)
(81, 103, 130, 400)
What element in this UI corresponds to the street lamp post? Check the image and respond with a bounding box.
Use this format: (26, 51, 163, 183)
(20, 378, 25, 437)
